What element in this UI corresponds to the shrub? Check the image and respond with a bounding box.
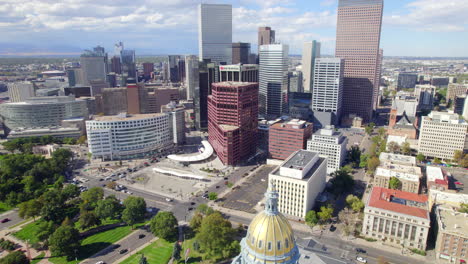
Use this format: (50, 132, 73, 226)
(410, 248, 426, 256)
(364, 237, 377, 242)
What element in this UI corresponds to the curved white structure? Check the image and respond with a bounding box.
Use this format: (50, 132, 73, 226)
(152, 167, 208, 181)
(167, 140, 213, 162)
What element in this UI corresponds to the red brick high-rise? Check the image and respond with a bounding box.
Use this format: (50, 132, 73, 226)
(208, 82, 258, 165)
(335, 0, 383, 122)
(142, 62, 154, 79)
(269, 120, 313, 160)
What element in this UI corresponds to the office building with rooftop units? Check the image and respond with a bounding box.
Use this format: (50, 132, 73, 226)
(7, 82, 35, 102)
(232, 42, 251, 65)
(311, 58, 344, 128)
(397, 73, 418, 89)
(0, 96, 88, 130)
(259, 44, 289, 118)
(307, 125, 348, 174)
(198, 4, 232, 65)
(448, 83, 468, 103)
(335, 0, 384, 123)
(435, 206, 468, 264)
(373, 163, 422, 194)
(269, 119, 313, 160)
(418, 111, 468, 160)
(219, 64, 258, 83)
(207, 82, 258, 165)
(269, 150, 327, 219)
(362, 187, 430, 250)
(86, 113, 171, 160)
(379, 152, 416, 167)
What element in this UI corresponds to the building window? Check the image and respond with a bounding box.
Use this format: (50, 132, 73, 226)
(268, 242, 272, 251)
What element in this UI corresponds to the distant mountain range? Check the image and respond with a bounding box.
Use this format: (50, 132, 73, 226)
(0, 43, 83, 57)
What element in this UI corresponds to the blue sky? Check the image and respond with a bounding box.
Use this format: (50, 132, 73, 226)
(0, 0, 467, 56)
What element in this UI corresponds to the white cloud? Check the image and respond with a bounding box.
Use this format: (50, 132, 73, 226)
(384, 0, 468, 32)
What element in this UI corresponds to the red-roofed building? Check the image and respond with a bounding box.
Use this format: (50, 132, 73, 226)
(362, 187, 430, 250)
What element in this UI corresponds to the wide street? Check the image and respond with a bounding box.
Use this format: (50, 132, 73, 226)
(0, 210, 22, 232)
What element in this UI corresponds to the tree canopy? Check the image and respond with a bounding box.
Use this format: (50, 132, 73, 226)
(122, 196, 146, 227)
(49, 225, 81, 260)
(195, 212, 237, 260)
(150, 211, 178, 242)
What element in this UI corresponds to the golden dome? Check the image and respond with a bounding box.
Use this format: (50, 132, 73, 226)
(232, 182, 300, 264)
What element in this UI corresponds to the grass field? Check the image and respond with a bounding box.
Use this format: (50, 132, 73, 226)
(49, 225, 133, 264)
(0, 202, 12, 213)
(13, 219, 44, 244)
(31, 252, 45, 264)
(120, 239, 173, 264)
(178, 238, 204, 264)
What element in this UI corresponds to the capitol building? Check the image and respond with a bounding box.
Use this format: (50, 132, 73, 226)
(232, 183, 301, 264)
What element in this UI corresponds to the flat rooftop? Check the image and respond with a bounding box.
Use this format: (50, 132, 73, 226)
(93, 113, 165, 121)
(368, 187, 429, 220)
(375, 164, 421, 182)
(379, 152, 416, 166)
(218, 124, 239, 131)
(436, 206, 468, 237)
(282, 150, 318, 171)
(426, 166, 445, 182)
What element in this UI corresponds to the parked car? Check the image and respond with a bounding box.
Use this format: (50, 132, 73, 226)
(138, 234, 146, 239)
(356, 256, 367, 263)
(119, 249, 128, 254)
(165, 198, 173, 202)
(95, 261, 105, 264)
(455, 181, 463, 185)
(356, 248, 367, 254)
(1, 218, 10, 223)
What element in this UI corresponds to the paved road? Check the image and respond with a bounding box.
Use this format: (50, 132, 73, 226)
(82, 227, 154, 264)
(0, 210, 22, 231)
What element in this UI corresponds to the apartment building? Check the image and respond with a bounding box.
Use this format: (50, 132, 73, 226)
(362, 187, 430, 250)
(269, 150, 327, 219)
(374, 164, 422, 193)
(435, 206, 468, 263)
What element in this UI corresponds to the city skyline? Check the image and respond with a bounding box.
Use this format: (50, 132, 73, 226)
(1, 0, 467, 57)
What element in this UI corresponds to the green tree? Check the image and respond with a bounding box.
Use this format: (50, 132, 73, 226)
(77, 135, 87, 145)
(18, 199, 42, 220)
(454, 150, 464, 164)
(208, 192, 218, 200)
(172, 242, 181, 260)
(190, 213, 204, 233)
(195, 212, 236, 260)
(387, 141, 400, 154)
(367, 156, 380, 174)
(39, 189, 66, 224)
(305, 210, 319, 227)
(0, 251, 30, 264)
(329, 168, 355, 195)
(359, 154, 370, 168)
(62, 184, 80, 200)
(139, 254, 148, 264)
(434, 157, 442, 164)
(122, 196, 147, 228)
(389, 177, 402, 190)
(317, 205, 334, 223)
(416, 153, 426, 163)
(346, 195, 364, 212)
(49, 225, 81, 260)
(149, 211, 178, 242)
(377, 127, 386, 137)
(79, 211, 101, 230)
(348, 146, 361, 167)
(401, 142, 411, 155)
(196, 204, 215, 216)
(365, 123, 375, 136)
(80, 187, 104, 211)
(36, 220, 56, 242)
(95, 195, 123, 220)
(458, 203, 468, 213)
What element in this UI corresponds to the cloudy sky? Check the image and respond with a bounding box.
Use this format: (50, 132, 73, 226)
(0, 0, 467, 56)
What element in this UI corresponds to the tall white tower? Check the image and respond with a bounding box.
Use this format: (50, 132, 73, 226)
(301, 41, 321, 93)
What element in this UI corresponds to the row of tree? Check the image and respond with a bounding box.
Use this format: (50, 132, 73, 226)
(2, 135, 86, 153)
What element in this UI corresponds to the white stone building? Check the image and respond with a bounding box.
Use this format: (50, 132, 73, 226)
(306, 125, 347, 174)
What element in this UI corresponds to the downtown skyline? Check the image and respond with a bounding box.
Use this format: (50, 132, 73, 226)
(0, 0, 467, 57)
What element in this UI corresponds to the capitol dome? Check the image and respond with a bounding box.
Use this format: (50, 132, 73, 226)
(232, 183, 300, 264)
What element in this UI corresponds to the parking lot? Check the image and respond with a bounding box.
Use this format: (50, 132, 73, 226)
(221, 165, 275, 214)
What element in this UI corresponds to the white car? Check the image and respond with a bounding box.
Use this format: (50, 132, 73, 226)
(356, 256, 367, 263)
(165, 198, 173, 202)
(95, 261, 105, 264)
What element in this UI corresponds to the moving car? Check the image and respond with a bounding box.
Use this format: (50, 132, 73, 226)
(138, 234, 146, 239)
(95, 261, 105, 264)
(1, 218, 11, 223)
(355, 248, 366, 254)
(119, 249, 128, 254)
(356, 256, 367, 263)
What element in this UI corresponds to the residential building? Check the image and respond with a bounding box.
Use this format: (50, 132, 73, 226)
(397, 73, 418, 89)
(269, 119, 313, 160)
(414, 84, 435, 111)
(311, 58, 344, 128)
(198, 4, 232, 64)
(86, 113, 171, 160)
(307, 125, 348, 174)
(374, 163, 422, 193)
(232, 42, 250, 64)
(435, 206, 468, 264)
(185, 55, 199, 100)
(219, 64, 258, 82)
(426, 166, 449, 192)
(8, 82, 35, 102)
(0, 96, 88, 130)
(335, 0, 384, 122)
(448, 83, 468, 103)
(195, 60, 218, 130)
(418, 111, 468, 160)
(162, 102, 186, 145)
(207, 82, 258, 165)
(379, 152, 416, 167)
(258, 27, 275, 53)
(302, 41, 321, 93)
(269, 150, 327, 219)
(259, 44, 289, 118)
(362, 187, 430, 250)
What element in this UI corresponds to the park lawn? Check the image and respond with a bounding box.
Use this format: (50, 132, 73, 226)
(120, 239, 173, 264)
(13, 219, 44, 244)
(0, 202, 12, 213)
(31, 252, 45, 264)
(178, 238, 204, 264)
(49, 225, 134, 264)
(74, 218, 121, 232)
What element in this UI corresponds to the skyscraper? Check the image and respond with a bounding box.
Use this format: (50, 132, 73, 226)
(208, 82, 258, 165)
(110, 56, 122, 74)
(121, 49, 136, 79)
(258, 27, 275, 52)
(194, 60, 218, 130)
(142, 63, 154, 80)
(198, 4, 232, 65)
(302, 41, 321, 93)
(259, 44, 289, 118)
(335, 0, 384, 122)
(80, 50, 107, 86)
(185, 55, 199, 100)
(312, 58, 344, 127)
(232, 42, 251, 64)
(168, 55, 181, 83)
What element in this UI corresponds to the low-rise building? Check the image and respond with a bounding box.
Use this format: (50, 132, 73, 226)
(306, 125, 347, 174)
(426, 166, 449, 192)
(362, 187, 430, 250)
(374, 164, 421, 193)
(379, 152, 416, 167)
(86, 113, 171, 160)
(418, 111, 468, 160)
(447, 83, 468, 102)
(435, 206, 468, 264)
(268, 119, 313, 160)
(269, 150, 327, 219)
